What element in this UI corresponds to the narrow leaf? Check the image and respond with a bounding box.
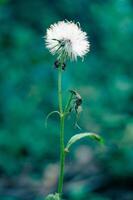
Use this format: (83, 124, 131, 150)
(65, 132, 104, 152)
(45, 111, 61, 127)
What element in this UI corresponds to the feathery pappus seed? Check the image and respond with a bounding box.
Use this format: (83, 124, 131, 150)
(45, 20, 90, 62)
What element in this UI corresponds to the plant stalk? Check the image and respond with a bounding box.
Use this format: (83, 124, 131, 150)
(58, 65, 65, 197)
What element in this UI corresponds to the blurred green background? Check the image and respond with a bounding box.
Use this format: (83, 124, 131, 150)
(0, 0, 133, 199)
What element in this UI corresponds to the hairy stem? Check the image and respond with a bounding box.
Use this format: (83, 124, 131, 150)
(58, 65, 65, 197)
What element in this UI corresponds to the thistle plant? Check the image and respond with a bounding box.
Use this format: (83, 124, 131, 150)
(44, 21, 103, 200)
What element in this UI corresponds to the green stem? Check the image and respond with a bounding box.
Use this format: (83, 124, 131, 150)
(58, 66, 63, 114)
(58, 65, 65, 197)
(58, 115, 65, 196)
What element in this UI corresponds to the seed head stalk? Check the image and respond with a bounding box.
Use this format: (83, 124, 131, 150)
(57, 63, 65, 197)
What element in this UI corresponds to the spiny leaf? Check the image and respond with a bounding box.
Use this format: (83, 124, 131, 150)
(45, 193, 60, 200)
(65, 132, 104, 152)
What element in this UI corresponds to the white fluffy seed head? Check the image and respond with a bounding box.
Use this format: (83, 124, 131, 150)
(45, 21, 90, 61)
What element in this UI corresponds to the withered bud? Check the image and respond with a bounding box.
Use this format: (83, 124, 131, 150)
(54, 60, 66, 70)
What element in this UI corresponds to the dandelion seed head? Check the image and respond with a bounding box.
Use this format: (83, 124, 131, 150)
(45, 21, 90, 61)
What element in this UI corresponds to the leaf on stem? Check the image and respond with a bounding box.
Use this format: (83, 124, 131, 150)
(45, 193, 60, 200)
(45, 111, 61, 127)
(65, 132, 104, 152)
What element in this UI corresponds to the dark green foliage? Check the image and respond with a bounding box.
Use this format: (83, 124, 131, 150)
(0, 0, 133, 199)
